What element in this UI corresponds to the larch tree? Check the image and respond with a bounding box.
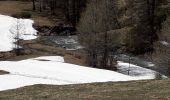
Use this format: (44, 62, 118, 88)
(10, 19, 25, 56)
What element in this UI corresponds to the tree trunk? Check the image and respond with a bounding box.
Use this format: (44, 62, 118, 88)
(39, 0, 42, 12)
(102, 31, 109, 68)
(65, 0, 70, 21)
(32, 0, 36, 10)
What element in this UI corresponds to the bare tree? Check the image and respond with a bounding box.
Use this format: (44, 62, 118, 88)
(78, 0, 119, 69)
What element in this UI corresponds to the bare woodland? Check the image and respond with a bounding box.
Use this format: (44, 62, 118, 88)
(31, 0, 169, 70)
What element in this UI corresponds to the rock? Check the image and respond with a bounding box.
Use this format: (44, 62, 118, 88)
(50, 25, 76, 36)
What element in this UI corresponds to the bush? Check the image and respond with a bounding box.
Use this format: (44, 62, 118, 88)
(12, 12, 32, 19)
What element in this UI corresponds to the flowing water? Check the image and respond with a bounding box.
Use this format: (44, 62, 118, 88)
(44, 35, 83, 50)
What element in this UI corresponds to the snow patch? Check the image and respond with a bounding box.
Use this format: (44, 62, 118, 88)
(117, 61, 167, 80)
(33, 56, 64, 62)
(0, 56, 136, 91)
(0, 56, 166, 91)
(160, 41, 169, 46)
(0, 15, 37, 51)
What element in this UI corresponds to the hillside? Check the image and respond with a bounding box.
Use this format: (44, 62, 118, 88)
(0, 0, 170, 99)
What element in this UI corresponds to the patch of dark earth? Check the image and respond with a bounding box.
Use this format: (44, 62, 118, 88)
(0, 70, 9, 75)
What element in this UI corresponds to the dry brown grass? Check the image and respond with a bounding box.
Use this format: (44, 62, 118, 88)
(0, 1, 31, 15)
(0, 79, 170, 100)
(64, 54, 86, 66)
(0, 0, 54, 26)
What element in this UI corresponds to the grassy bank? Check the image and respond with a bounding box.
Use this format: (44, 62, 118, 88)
(0, 79, 170, 100)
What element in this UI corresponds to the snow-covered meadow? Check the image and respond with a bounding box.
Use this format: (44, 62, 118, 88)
(0, 56, 131, 91)
(0, 56, 166, 91)
(0, 15, 37, 51)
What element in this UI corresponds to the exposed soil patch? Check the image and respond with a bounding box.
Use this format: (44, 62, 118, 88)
(0, 70, 9, 75)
